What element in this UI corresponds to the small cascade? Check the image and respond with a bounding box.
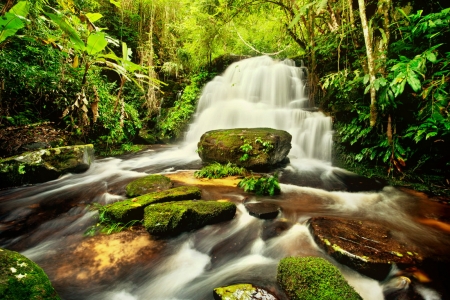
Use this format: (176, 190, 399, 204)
(184, 56, 333, 162)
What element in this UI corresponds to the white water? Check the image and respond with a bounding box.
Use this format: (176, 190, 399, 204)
(1, 56, 449, 300)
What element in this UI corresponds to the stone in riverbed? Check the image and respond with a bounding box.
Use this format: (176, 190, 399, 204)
(144, 200, 236, 236)
(0, 248, 60, 299)
(213, 283, 277, 300)
(277, 256, 362, 300)
(126, 174, 173, 197)
(104, 186, 202, 223)
(309, 217, 424, 280)
(0, 144, 94, 188)
(197, 128, 291, 170)
(245, 202, 280, 219)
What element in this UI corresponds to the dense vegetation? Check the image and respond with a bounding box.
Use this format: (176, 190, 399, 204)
(0, 0, 449, 193)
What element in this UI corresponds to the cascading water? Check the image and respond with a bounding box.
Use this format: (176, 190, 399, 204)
(184, 56, 332, 161)
(0, 56, 449, 300)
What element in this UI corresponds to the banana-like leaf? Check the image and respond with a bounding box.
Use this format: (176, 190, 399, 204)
(0, 1, 30, 44)
(86, 13, 103, 23)
(86, 32, 108, 55)
(45, 12, 85, 51)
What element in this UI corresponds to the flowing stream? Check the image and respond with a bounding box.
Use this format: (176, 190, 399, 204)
(1, 56, 450, 300)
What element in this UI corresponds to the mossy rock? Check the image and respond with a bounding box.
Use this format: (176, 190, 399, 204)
(126, 174, 173, 197)
(213, 283, 277, 300)
(0, 248, 60, 300)
(104, 186, 202, 223)
(143, 200, 236, 236)
(277, 256, 362, 300)
(0, 144, 94, 188)
(197, 128, 291, 170)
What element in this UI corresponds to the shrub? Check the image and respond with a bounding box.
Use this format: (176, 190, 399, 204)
(194, 162, 247, 179)
(237, 173, 280, 196)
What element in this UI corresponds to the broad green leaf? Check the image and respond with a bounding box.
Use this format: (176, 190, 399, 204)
(10, 1, 30, 17)
(110, 0, 121, 8)
(426, 51, 437, 63)
(406, 72, 421, 92)
(86, 13, 103, 23)
(0, 12, 25, 44)
(425, 132, 438, 140)
(363, 74, 370, 85)
(379, 28, 387, 45)
(86, 32, 108, 55)
(288, 12, 302, 30)
(45, 12, 85, 51)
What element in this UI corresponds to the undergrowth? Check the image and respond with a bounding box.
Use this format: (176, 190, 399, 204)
(238, 173, 280, 196)
(84, 203, 139, 236)
(194, 162, 247, 179)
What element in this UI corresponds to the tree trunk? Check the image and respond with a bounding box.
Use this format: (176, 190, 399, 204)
(357, 0, 377, 126)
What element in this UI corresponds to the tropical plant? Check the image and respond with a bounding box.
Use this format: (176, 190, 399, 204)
(194, 162, 247, 179)
(238, 173, 281, 196)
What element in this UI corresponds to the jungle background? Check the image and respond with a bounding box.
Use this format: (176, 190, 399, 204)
(0, 0, 449, 195)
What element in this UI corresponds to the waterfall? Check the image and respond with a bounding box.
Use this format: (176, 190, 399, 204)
(184, 56, 333, 162)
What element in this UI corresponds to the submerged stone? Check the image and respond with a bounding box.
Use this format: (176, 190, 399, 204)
(143, 200, 236, 236)
(104, 186, 202, 223)
(277, 256, 362, 300)
(309, 217, 424, 280)
(245, 202, 280, 219)
(213, 283, 277, 300)
(0, 248, 60, 299)
(0, 144, 94, 188)
(126, 174, 173, 197)
(197, 128, 291, 170)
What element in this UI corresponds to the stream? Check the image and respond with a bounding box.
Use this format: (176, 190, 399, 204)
(1, 56, 450, 300)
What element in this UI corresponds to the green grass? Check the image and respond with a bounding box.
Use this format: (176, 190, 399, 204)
(194, 162, 247, 179)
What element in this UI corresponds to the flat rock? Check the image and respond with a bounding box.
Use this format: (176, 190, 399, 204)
(197, 128, 291, 170)
(125, 174, 173, 197)
(245, 202, 280, 219)
(104, 186, 202, 223)
(0, 144, 94, 188)
(213, 283, 277, 300)
(309, 217, 424, 280)
(144, 200, 236, 236)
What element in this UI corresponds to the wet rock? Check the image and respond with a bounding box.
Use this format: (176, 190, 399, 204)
(0, 248, 60, 299)
(261, 219, 293, 241)
(104, 186, 202, 223)
(309, 217, 424, 280)
(245, 202, 280, 219)
(277, 256, 362, 299)
(144, 200, 236, 236)
(213, 283, 277, 300)
(331, 169, 387, 192)
(197, 128, 291, 170)
(0, 144, 94, 188)
(126, 174, 173, 197)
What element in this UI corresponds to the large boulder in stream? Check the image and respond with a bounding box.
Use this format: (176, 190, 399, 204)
(104, 186, 202, 223)
(277, 256, 362, 300)
(0, 248, 60, 299)
(309, 217, 424, 280)
(197, 128, 291, 170)
(144, 200, 236, 236)
(0, 144, 94, 188)
(125, 174, 173, 197)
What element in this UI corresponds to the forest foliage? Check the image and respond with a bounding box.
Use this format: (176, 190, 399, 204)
(0, 0, 449, 192)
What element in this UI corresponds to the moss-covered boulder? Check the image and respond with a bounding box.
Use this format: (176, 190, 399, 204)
(144, 200, 236, 236)
(309, 217, 424, 280)
(277, 256, 362, 300)
(104, 186, 202, 223)
(0, 144, 94, 188)
(0, 248, 60, 300)
(213, 283, 277, 300)
(126, 174, 173, 197)
(197, 128, 291, 170)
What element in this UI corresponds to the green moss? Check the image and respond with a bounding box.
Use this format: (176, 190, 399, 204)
(0, 248, 60, 300)
(126, 174, 173, 197)
(213, 283, 256, 299)
(277, 256, 362, 300)
(104, 186, 202, 223)
(143, 200, 236, 236)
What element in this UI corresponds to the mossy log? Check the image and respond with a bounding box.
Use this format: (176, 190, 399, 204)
(277, 256, 362, 300)
(126, 174, 173, 197)
(104, 186, 202, 223)
(0, 248, 60, 300)
(143, 200, 236, 236)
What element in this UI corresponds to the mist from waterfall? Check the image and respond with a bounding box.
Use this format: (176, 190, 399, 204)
(184, 56, 333, 162)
